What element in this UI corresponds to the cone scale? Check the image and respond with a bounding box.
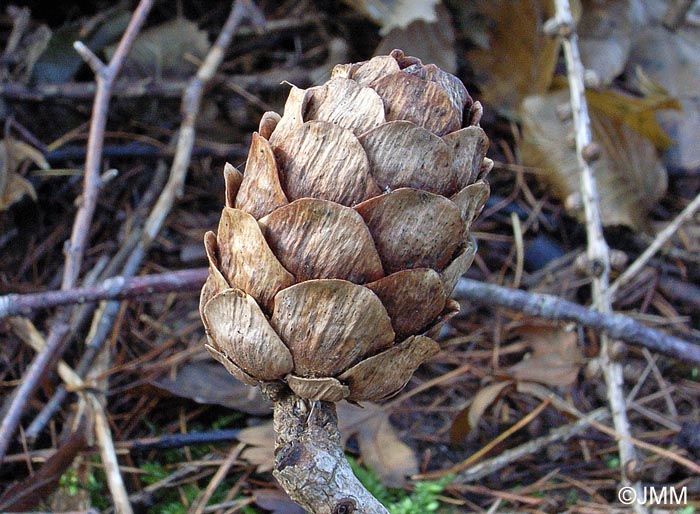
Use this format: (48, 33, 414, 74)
(200, 49, 491, 404)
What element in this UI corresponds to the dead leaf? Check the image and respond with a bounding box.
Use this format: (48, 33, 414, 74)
(234, 402, 417, 486)
(625, 22, 700, 171)
(375, 3, 457, 73)
(506, 325, 583, 387)
(254, 489, 306, 514)
(456, 0, 559, 113)
(0, 430, 86, 511)
(0, 138, 47, 211)
(150, 360, 271, 415)
(338, 402, 418, 488)
(449, 380, 513, 444)
(578, 0, 642, 86)
(586, 88, 681, 150)
(520, 89, 667, 230)
(31, 11, 131, 83)
(342, 0, 440, 35)
(238, 422, 276, 472)
(105, 18, 210, 79)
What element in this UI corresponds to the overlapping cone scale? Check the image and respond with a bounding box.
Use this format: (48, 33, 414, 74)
(201, 49, 491, 402)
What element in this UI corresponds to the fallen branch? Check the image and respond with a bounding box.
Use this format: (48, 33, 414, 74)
(608, 190, 700, 301)
(0, 269, 207, 319)
(454, 278, 700, 363)
(4, 269, 698, 364)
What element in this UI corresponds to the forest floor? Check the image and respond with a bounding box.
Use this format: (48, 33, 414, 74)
(1, 1, 699, 513)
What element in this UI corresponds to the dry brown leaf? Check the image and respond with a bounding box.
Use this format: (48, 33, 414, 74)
(625, 22, 700, 171)
(0, 139, 46, 211)
(286, 375, 350, 402)
(0, 430, 86, 511)
(338, 402, 418, 488)
(341, 0, 440, 35)
(366, 269, 447, 340)
(506, 325, 583, 387)
(234, 133, 288, 219)
(270, 280, 394, 377)
(259, 198, 384, 283)
(254, 489, 306, 514)
(457, 0, 559, 113)
(203, 288, 294, 381)
(355, 188, 464, 273)
(375, 3, 457, 73)
(238, 422, 276, 472)
(520, 89, 667, 230)
(339, 335, 440, 402)
(150, 360, 271, 415)
(235, 401, 418, 486)
(215, 207, 295, 311)
(104, 18, 209, 79)
(586, 88, 681, 150)
(578, 0, 642, 86)
(449, 380, 513, 444)
(272, 121, 380, 206)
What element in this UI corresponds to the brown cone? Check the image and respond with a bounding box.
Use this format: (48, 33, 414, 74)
(201, 49, 490, 402)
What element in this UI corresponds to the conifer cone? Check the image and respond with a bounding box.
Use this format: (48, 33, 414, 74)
(200, 49, 491, 403)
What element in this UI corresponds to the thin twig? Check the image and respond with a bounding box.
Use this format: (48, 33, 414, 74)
(608, 190, 700, 301)
(546, 3, 644, 509)
(89, 393, 133, 514)
(62, 0, 154, 290)
(190, 443, 245, 514)
(0, 319, 70, 460)
(452, 409, 610, 484)
(0, 269, 208, 319)
(22, 0, 254, 444)
(0, 0, 154, 466)
(4, 269, 698, 363)
(418, 396, 553, 479)
(454, 278, 700, 363)
(138, 0, 254, 252)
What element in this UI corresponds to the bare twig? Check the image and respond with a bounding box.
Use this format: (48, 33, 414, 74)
(63, 0, 154, 290)
(0, 69, 315, 101)
(88, 394, 133, 514)
(190, 443, 244, 514)
(454, 278, 700, 363)
(0, 269, 208, 319)
(21, 0, 255, 446)
(0, 319, 70, 460)
(608, 190, 700, 301)
(452, 409, 610, 484)
(0, 0, 154, 466)
(138, 0, 253, 254)
(419, 396, 553, 479)
(4, 269, 698, 363)
(9, 309, 133, 512)
(272, 392, 389, 514)
(546, 2, 644, 510)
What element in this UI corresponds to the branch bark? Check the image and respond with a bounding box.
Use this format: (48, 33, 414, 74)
(546, 2, 644, 510)
(3, 269, 699, 364)
(271, 391, 389, 514)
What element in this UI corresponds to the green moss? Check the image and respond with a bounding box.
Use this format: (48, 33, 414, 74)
(348, 456, 454, 514)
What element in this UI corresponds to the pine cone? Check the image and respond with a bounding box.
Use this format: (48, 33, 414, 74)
(200, 50, 491, 403)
